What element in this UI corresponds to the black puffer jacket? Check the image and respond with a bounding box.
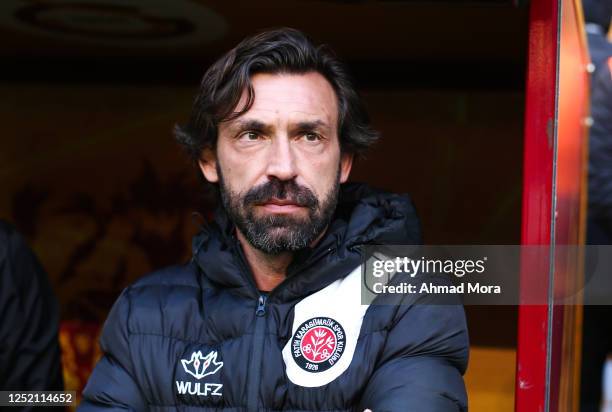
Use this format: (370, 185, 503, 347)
(80, 183, 469, 411)
(588, 57, 612, 242)
(0, 221, 64, 409)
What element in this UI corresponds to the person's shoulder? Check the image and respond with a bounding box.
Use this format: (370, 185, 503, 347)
(0, 220, 52, 297)
(123, 262, 202, 310)
(0, 220, 25, 263)
(0, 220, 15, 267)
(0, 219, 15, 237)
(110, 262, 204, 339)
(129, 261, 200, 290)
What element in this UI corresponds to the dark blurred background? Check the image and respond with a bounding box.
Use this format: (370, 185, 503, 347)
(0, 0, 527, 409)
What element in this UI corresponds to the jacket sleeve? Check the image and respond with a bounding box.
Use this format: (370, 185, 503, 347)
(358, 299, 469, 412)
(0, 222, 64, 405)
(78, 288, 147, 411)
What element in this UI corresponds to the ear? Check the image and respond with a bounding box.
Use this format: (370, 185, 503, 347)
(198, 147, 219, 183)
(339, 152, 354, 184)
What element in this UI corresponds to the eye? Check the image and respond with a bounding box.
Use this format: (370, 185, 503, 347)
(301, 132, 322, 142)
(239, 131, 262, 141)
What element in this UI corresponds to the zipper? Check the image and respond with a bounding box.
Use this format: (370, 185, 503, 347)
(229, 234, 268, 411)
(233, 236, 335, 411)
(255, 295, 267, 316)
(246, 293, 267, 412)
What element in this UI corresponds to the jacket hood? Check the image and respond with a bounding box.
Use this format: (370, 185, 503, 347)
(192, 182, 421, 302)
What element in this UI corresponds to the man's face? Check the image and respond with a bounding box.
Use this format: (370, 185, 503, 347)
(199, 72, 353, 255)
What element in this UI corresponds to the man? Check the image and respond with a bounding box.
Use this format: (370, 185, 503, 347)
(80, 28, 468, 411)
(583, 0, 612, 78)
(0, 221, 64, 410)
(582, 18, 612, 409)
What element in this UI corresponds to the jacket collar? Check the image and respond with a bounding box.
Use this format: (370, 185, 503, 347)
(192, 182, 421, 302)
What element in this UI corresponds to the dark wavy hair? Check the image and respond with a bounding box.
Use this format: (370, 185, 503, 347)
(174, 27, 379, 163)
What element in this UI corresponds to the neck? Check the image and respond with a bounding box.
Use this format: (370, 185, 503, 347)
(235, 228, 327, 292)
(236, 229, 291, 291)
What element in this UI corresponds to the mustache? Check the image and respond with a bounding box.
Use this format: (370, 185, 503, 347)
(242, 179, 318, 209)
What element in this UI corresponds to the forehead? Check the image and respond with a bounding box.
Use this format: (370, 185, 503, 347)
(233, 72, 339, 126)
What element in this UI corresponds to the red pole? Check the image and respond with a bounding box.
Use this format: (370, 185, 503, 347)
(515, 0, 560, 411)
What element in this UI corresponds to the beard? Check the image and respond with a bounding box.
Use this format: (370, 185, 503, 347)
(217, 164, 340, 255)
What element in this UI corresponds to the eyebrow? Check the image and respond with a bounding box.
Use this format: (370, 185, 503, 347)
(226, 118, 332, 135)
(228, 119, 271, 134)
(293, 120, 330, 131)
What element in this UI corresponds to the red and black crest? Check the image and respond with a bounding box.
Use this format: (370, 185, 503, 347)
(290, 317, 346, 372)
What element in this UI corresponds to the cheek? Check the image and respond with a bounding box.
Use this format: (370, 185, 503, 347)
(219, 151, 268, 192)
(299, 156, 341, 198)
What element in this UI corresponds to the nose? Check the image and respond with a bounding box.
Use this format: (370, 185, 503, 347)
(265, 136, 297, 181)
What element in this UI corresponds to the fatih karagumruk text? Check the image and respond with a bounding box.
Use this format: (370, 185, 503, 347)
(371, 256, 487, 278)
